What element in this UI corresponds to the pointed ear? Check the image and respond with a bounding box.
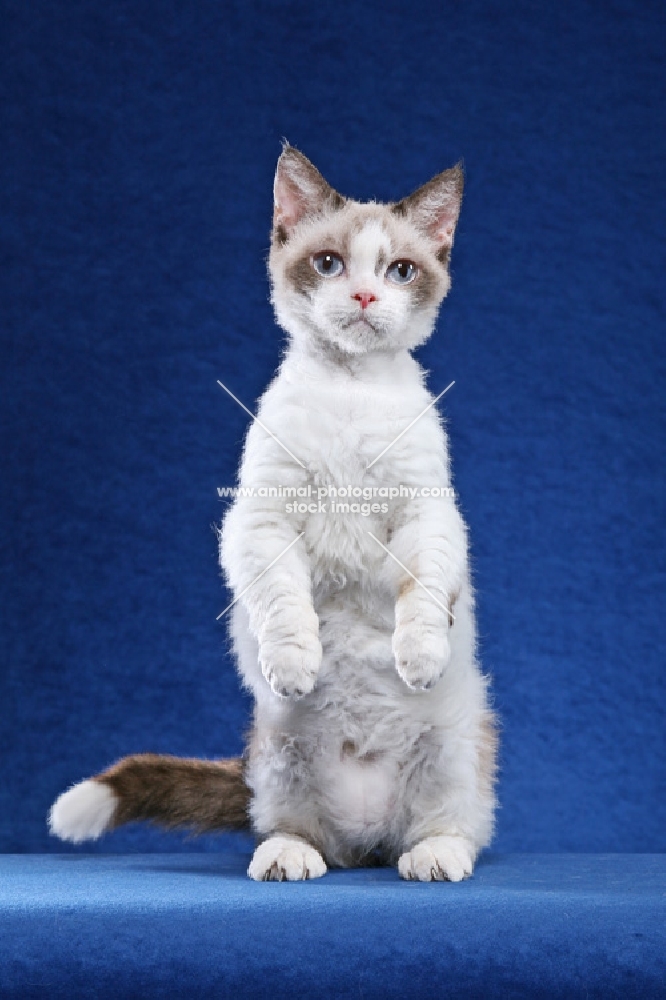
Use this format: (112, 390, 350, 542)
(273, 144, 344, 242)
(394, 164, 464, 253)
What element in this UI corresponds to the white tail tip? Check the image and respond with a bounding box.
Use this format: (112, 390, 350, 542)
(48, 779, 118, 843)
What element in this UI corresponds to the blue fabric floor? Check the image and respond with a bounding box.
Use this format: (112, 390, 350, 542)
(1, 852, 664, 999)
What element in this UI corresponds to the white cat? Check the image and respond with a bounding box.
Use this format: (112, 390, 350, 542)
(49, 145, 497, 882)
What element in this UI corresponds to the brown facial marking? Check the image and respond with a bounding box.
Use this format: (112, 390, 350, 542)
(286, 255, 321, 298)
(436, 246, 451, 267)
(274, 223, 288, 246)
(375, 249, 388, 276)
(391, 200, 408, 217)
(411, 267, 439, 309)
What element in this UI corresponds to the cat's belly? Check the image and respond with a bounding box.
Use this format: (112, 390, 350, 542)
(318, 745, 399, 842)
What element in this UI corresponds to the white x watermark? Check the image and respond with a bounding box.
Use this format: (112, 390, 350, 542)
(217, 377, 456, 622)
(216, 532, 305, 621)
(366, 532, 455, 623)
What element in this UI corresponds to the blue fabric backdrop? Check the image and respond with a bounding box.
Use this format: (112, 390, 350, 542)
(1, 0, 664, 855)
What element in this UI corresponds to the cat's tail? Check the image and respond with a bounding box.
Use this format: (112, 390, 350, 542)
(48, 754, 251, 844)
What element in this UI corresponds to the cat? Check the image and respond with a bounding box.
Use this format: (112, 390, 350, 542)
(49, 144, 498, 881)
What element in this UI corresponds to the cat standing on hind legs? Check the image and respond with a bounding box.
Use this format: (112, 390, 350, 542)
(49, 144, 498, 881)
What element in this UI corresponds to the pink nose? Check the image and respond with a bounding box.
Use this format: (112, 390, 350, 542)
(352, 291, 377, 310)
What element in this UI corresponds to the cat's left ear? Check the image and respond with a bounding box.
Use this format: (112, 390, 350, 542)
(273, 144, 344, 243)
(394, 164, 464, 254)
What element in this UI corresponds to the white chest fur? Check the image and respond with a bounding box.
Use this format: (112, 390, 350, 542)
(244, 349, 451, 589)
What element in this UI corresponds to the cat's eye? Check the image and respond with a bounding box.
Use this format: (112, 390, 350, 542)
(312, 252, 345, 278)
(386, 260, 418, 285)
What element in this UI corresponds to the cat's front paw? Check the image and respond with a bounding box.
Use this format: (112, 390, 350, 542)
(259, 628, 322, 699)
(398, 835, 474, 882)
(392, 623, 451, 691)
(248, 835, 327, 881)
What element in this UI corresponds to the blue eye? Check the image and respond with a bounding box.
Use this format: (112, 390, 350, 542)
(312, 252, 344, 277)
(386, 260, 418, 285)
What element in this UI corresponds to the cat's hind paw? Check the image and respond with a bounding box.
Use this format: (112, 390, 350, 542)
(398, 835, 474, 882)
(248, 835, 327, 881)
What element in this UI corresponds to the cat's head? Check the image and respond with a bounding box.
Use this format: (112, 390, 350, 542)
(268, 145, 463, 356)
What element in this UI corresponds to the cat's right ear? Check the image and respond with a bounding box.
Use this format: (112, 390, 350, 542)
(273, 145, 344, 244)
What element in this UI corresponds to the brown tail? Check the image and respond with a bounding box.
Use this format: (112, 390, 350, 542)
(102, 753, 251, 833)
(48, 754, 251, 844)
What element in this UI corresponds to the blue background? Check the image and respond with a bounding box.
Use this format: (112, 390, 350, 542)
(2, 0, 664, 855)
